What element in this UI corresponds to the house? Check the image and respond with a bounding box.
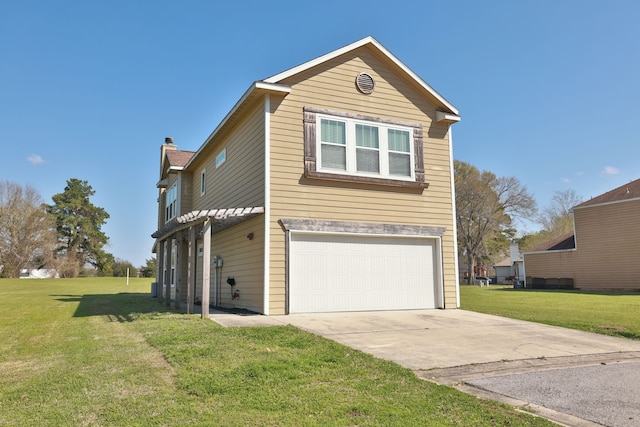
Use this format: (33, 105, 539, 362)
(151, 36, 461, 316)
(523, 178, 640, 291)
(493, 242, 524, 285)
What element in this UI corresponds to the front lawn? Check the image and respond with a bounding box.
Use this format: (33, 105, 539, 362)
(0, 278, 554, 426)
(461, 284, 640, 340)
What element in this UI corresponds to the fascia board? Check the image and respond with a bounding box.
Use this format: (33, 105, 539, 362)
(572, 196, 640, 211)
(264, 36, 376, 84)
(264, 36, 459, 116)
(436, 111, 461, 123)
(184, 81, 290, 170)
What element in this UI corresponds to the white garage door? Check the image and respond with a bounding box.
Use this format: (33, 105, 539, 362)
(289, 233, 438, 313)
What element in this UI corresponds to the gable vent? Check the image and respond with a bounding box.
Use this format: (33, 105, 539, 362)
(356, 72, 375, 94)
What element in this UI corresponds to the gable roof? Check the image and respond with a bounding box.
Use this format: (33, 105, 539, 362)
(527, 232, 576, 252)
(264, 36, 459, 117)
(574, 177, 640, 209)
(184, 36, 459, 171)
(494, 256, 513, 268)
(167, 150, 195, 169)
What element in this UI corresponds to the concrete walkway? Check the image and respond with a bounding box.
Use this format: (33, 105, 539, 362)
(208, 309, 640, 426)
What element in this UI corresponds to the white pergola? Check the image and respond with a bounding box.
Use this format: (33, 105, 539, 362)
(152, 207, 264, 318)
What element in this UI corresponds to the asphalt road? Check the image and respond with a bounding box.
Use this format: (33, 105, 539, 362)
(468, 362, 640, 427)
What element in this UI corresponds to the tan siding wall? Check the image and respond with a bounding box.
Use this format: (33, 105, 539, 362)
(524, 250, 579, 281)
(179, 101, 266, 311)
(209, 215, 265, 313)
(180, 173, 193, 215)
(267, 48, 457, 313)
(525, 200, 640, 291)
(189, 101, 265, 211)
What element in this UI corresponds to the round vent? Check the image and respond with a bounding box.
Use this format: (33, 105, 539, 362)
(356, 72, 375, 94)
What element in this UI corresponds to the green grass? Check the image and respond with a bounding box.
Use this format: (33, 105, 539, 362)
(461, 284, 640, 340)
(0, 278, 554, 426)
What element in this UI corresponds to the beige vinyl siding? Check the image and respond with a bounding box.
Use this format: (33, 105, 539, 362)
(179, 172, 193, 215)
(524, 250, 578, 282)
(209, 215, 265, 313)
(176, 100, 267, 312)
(268, 47, 457, 312)
(189, 101, 265, 211)
(525, 199, 640, 291)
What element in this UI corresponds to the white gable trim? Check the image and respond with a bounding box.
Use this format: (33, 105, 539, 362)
(263, 36, 459, 116)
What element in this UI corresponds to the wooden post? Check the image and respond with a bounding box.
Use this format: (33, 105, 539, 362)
(201, 218, 212, 319)
(187, 226, 196, 314)
(165, 236, 173, 306)
(157, 241, 165, 304)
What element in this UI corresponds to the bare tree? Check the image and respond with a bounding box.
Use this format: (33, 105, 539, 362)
(0, 181, 57, 278)
(455, 161, 537, 283)
(538, 189, 583, 236)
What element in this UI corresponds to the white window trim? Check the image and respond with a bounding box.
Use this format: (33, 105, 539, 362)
(165, 182, 178, 222)
(200, 168, 206, 196)
(315, 113, 415, 181)
(303, 107, 427, 190)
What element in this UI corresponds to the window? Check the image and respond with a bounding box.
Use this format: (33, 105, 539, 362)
(200, 169, 206, 196)
(215, 148, 226, 168)
(317, 114, 414, 179)
(304, 107, 426, 189)
(165, 182, 177, 222)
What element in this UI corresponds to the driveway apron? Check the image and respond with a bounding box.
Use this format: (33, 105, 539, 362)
(210, 309, 640, 426)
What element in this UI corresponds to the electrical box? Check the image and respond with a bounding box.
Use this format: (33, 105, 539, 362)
(213, 255, 223, 267)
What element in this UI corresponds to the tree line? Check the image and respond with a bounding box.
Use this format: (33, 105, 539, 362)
(455, 160, 582, 283)
(0, 178, 155, 278)
(1, 167, 579, 281)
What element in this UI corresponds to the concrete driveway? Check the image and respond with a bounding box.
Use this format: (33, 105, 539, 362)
(210, 309, 640, 426)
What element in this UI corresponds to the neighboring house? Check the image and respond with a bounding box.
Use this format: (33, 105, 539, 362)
(523, 178, 640, 291)
(19, 269, 59, 279)
(151, 36, 461, 315)
(493, 242, 524, 284)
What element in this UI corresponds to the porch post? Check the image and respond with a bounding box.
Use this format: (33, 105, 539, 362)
(201, 218, 212, 319)
(174, 239, 181, 311)
(187, 226, 196, 314)
(157, 240, 165, 304)
(165, 235, 173, 306)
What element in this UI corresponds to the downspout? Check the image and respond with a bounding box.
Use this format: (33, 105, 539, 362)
(263, 94, 271, 315)
(448, 127, 461, 308)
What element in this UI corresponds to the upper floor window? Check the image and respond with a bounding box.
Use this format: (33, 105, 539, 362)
(215, 148, 226, 168)
(200, 169, 206, 196)
(165, 183, 177, 222)
(317, 113, 414, 180)
(304, 107, 426, 189)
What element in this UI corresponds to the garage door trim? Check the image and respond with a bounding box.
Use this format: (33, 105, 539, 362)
(280, 219, 446, 314)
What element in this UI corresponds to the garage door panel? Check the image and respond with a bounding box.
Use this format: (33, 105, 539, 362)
(289, 233, 437, 313)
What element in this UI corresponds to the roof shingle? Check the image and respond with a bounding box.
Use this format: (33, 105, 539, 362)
(575, 177, 640, 208)
(167, 150, 195, 168)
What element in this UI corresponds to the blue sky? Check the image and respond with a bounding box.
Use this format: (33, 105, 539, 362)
(2, 1, 639, 267)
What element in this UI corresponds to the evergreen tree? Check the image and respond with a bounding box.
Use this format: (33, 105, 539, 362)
(47, 178, 111, 276)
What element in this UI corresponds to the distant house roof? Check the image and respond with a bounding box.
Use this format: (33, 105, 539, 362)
(528, 232, 576, 252)
(575, 177, 640, 209)
(493, 257, 512, 268)
(167, 150, 195, 169)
